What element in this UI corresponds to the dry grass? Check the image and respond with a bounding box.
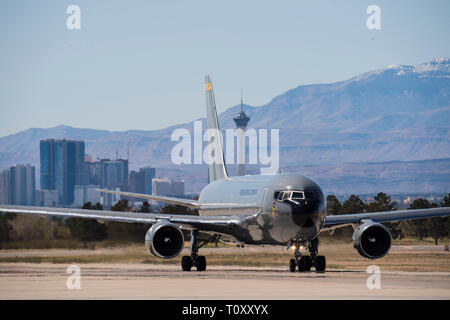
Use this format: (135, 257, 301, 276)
(319, 243, 450, 272)
(0, 243, 449, 272)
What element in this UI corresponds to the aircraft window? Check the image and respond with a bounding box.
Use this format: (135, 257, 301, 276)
(282, 192, 291, 200)
(291, 192, 305, 200)
(276, 191, 290, 201)
(276, 191, 302, 202)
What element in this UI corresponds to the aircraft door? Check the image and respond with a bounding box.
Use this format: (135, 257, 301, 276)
(261, 188, 268, 212)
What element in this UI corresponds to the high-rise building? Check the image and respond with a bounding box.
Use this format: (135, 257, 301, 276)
(89, 161, 102, 186)
(73, 185, 101, 207)
(101, 159, 128, 188)
(233, 93, 250, 176)
(0, 169, 11, 204)
(139, 166, 156, 195)
(35, 189, 58, 207)
(9, 164, 35, 206)
(100, 187, 121, 208)
(150, 178, 184, 197)
(152, 178, 171, 196)
(40, 139, 85, 205)
(127, 167, 156, 203)
(83, 154, 92, 187)
(129, 170, 145, 194)
(171, 180, 185, 197)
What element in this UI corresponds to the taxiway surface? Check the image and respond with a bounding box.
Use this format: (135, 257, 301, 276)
(0, 263, 449, 299)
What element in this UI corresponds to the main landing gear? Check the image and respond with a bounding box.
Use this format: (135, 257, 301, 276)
(181, 230, 216, 272)
(289, 238, 326, 273)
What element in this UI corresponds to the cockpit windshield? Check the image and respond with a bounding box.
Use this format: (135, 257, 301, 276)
(291, 192, 305, 200)
(275, 190, 320, 203)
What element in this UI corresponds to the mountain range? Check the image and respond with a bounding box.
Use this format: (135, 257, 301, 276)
(0, 58, 449, 194)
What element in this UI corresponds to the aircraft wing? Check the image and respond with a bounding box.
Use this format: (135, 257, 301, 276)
(0, 205, 238, 235)
(96, 189, 259, 211)
(323, 207, 450, 230)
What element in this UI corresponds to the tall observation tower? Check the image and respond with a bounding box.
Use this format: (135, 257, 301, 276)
(233, 92, 250, 176)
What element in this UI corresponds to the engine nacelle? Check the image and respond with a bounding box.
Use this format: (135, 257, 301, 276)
(145, 220, 185, 259)
(352, 220, 392, 259)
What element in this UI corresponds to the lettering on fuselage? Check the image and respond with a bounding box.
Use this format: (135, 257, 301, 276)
(239, 189, 257, 196)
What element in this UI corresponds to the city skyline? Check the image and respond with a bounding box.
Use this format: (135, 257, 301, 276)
(0, 136, 185, 208)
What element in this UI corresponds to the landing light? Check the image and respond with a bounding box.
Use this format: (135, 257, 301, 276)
(289, 245, 305, 250)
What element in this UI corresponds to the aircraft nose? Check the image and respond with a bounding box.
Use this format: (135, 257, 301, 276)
(289, 199, 323, 227)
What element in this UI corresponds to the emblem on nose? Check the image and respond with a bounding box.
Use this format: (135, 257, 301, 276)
(272, 202, 279, 219)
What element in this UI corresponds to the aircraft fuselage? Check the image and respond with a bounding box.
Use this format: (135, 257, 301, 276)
(198, 173, 327, 245)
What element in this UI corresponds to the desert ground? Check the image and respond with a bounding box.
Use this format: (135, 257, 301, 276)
(0, 243, 449, 299)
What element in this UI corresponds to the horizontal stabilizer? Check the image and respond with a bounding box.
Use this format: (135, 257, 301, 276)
(97, 189, 200, 208)
(97, 189, 259, 211)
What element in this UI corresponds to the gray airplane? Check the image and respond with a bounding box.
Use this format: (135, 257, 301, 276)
(1, 75, 449, 272)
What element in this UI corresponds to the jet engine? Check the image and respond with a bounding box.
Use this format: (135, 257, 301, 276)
(352, 220, 392, 259)
(145, 220, 185, 259)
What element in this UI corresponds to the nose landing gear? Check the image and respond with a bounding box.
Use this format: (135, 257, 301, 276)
(288, 238, 326, 273)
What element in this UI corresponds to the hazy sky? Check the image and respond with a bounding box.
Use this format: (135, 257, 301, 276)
(1, 0, 449, 137)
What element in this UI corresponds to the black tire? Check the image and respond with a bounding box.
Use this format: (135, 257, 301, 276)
(196, 256, 207, 271)
(314, 255, 326, 272)
(304, 256, 312, 271)
(289, 259, 296, 272)
(181, 256, 192, 271)
(298, 256, 312, 272)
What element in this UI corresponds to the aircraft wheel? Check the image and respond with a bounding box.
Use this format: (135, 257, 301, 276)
(298, 256, 312, 272)
(304, 256, 312, 271)
(196, 256, 207, 271)
(289, 259, 296, 272)
(314, 255, 326, 272)
(181, 256, 192, 271)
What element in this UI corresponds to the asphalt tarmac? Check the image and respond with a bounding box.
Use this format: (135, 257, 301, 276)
(0, 263, 449, 299)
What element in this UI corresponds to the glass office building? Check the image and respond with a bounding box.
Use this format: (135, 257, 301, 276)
(140, 166, 155, 195)
(40, 139, 85, 205)
(9, 164, 35, 206)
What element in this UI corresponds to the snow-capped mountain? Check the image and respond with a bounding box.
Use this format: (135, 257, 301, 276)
(0, 58, 449, 194)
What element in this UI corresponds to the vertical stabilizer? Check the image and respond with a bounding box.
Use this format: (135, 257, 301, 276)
(204, 75, 229, 182)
